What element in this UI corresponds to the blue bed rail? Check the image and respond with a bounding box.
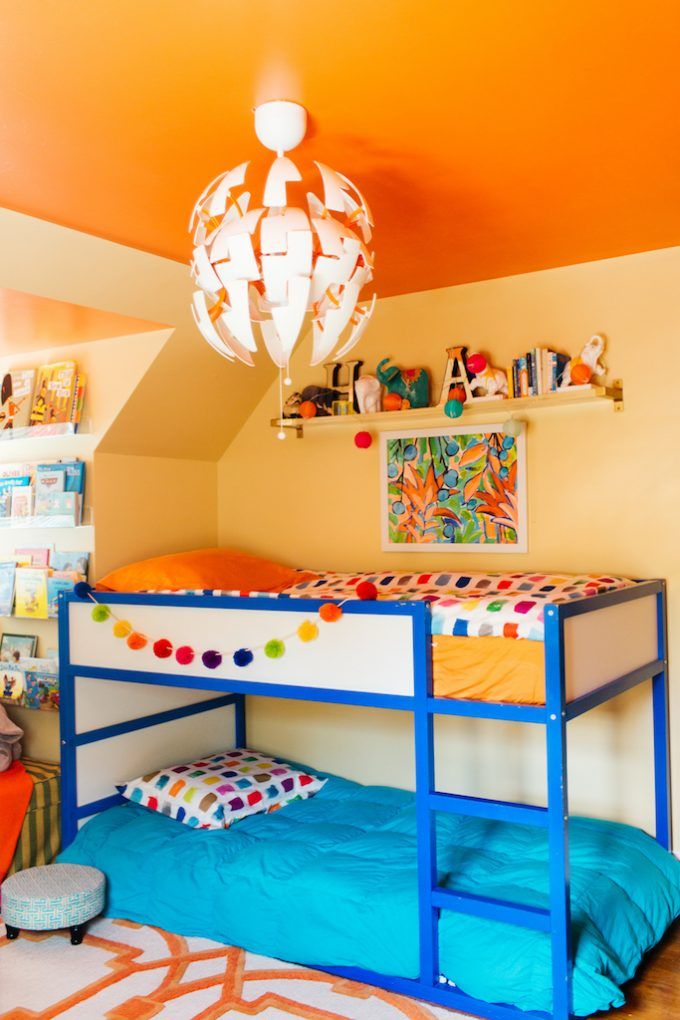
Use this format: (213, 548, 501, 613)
(58, 578, 670, 1020)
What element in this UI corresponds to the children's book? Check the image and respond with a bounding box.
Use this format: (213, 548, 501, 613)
(15, 567, 49, 619)
(15, 547, 51, 567)
(35, 469, 65, 499)
(30, 362, 78, 426)
(11, 486, 33, 523)
(0, 669, 24, 703)
(50, 550, 89, 576)
(35, 490, 81, 526)
(0, 562, 16, 616)
(36, 460, 85, 494)
(0, 370, 35, 431)
(47, 575, 75, 618)
(70, 374, 87, 426)
(24, 671, 59, 710)
(0, 475, 30, 519)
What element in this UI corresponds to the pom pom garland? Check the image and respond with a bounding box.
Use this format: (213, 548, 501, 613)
(356, 580, 378, 601)
(297, 620, 319, 642)
(233, 648, 254, 667)
(113, 620, 133, 639)
(91, 604, 111, 623)
(153, 638, 173, 659)
(74, 581, 93, 599)
(466, 352, 487, 375)
(444, 398, 464, 419)
(319, 602, 343, 622)
(176, 645, 195, 665)
(264, 639, 285, 659)
(202, 649, 222, 670)
(127, 631, 147, 651)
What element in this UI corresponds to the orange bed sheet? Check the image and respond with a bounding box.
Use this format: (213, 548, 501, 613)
(433, 635, 545, 705)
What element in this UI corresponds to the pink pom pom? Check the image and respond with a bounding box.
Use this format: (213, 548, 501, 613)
(354, 430, 373, 449)
(176, 645, 195, 665)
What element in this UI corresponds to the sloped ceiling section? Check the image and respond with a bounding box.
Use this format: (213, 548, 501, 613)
(0, 210, 275, 460)
(0, 2, 679, 295)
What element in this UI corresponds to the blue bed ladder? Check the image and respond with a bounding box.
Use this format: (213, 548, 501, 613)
(412, 584, 670, 1020)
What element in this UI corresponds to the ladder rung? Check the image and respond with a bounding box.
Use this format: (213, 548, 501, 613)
(432, 887, 551, 932)
(428, 790, 549, 827)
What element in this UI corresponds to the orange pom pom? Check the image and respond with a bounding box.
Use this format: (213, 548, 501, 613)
(299, 400, 317, 419)
(127, 631, 148, 651)
(319, 602, 343, 623)
(383, 392, 403, 412)
(570, 360, 592, 385)
(448, 385, 467, 403)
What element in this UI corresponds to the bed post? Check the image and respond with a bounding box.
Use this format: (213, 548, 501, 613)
(58, 594, 78, 849)
(413, 603, 438, 989)
(234, 692, 247, 748)
(544, 604, 572, 1020)
(652, 582, 671, 850)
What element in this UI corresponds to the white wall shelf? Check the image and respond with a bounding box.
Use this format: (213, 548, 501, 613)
(271, 382, 624, 437)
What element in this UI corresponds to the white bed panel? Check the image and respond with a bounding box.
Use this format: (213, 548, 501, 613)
(565, 595, 657, 701)
(75, 675, 228, 731)
(68, 601, 415, 697)
(76, 697, 234, 806)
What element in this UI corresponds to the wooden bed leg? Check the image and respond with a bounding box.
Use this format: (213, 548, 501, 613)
(5, 925, 19, 940)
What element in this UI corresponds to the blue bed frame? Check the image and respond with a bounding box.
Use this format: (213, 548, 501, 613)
(58, 579, 671, 1020)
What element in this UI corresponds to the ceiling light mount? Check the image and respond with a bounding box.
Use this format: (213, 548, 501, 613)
(254, 100, 307, 155)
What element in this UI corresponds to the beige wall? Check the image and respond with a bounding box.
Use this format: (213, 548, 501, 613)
(0, 329, 170, 760)
(218, 245, 680, 847)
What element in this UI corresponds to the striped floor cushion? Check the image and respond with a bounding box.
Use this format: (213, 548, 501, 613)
(8, 758, 61, 876)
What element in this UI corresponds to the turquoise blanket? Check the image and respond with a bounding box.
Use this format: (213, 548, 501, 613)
(60, 773, 680, 1015)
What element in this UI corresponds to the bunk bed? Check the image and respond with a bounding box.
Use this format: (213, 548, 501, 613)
(56, 573, 676, 1020)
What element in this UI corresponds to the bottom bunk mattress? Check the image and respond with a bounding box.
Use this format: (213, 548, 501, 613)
(60, 771, 680, 1017)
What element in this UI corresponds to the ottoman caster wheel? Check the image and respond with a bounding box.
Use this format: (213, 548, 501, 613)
(70, 924, 86, 946)
(5, 925, 19, 940)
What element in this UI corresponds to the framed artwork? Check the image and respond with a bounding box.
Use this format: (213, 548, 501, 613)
(0, 632, 38, 663)
(380, 424, 527, 552)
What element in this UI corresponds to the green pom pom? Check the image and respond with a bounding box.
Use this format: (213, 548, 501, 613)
(91, 604, 111, 623)
(264, 638, 285, 659)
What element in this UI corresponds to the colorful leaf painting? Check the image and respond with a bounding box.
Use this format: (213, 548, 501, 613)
(384, 429, 523, 547)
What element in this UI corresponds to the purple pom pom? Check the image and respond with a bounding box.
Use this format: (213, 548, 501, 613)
(233, 648, 253, 668)
(74, 581, 93, 599)
(201, 649, 222, 670)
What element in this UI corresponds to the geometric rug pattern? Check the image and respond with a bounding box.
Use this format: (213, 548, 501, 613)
(0, 916, 465, 1019)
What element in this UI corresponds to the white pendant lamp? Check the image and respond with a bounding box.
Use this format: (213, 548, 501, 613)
(189, 101, 376, 374)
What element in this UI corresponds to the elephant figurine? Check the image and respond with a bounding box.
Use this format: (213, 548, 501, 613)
(354, 374, 382, 414)
(376, 358, 429, 409)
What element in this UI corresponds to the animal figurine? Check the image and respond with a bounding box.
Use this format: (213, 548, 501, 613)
(354, 374, 382, 414)
(298, 384, 339, 417)
(469, 364, 508, 398)
(283, 391, 302, 418)
(559, 334, 607, 388)
(376, 358, 429, 408)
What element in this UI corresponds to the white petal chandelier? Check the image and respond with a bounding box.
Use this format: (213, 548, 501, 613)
(190, 100, 375, 374)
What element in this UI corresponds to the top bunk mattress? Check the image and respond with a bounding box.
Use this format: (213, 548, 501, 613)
(148, 569, 633, 642)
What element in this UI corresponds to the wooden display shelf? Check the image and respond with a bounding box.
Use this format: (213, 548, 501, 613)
(271, 382, 624, 437)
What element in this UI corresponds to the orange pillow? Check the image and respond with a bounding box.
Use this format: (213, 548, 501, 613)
(96, 548, 317, 594)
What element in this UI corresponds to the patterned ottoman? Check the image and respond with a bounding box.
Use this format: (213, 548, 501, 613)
(2, 863, 105, 944)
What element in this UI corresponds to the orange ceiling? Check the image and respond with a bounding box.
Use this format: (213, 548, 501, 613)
(0, 288, 164, 355)
(0, 1, 679, 297)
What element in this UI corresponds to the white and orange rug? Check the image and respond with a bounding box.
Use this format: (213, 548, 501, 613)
(0, 917, 465, 1019)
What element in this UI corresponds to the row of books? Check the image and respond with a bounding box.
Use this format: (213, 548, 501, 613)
(0, 661, 59, 711)
(507, 348, 571, 398)
(0, 362, 86, 432)
(0, 548, 89, 619)
(0, 459, 86, 527)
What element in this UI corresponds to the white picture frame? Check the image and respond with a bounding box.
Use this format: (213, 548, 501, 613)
(380, 423, 527, 553)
